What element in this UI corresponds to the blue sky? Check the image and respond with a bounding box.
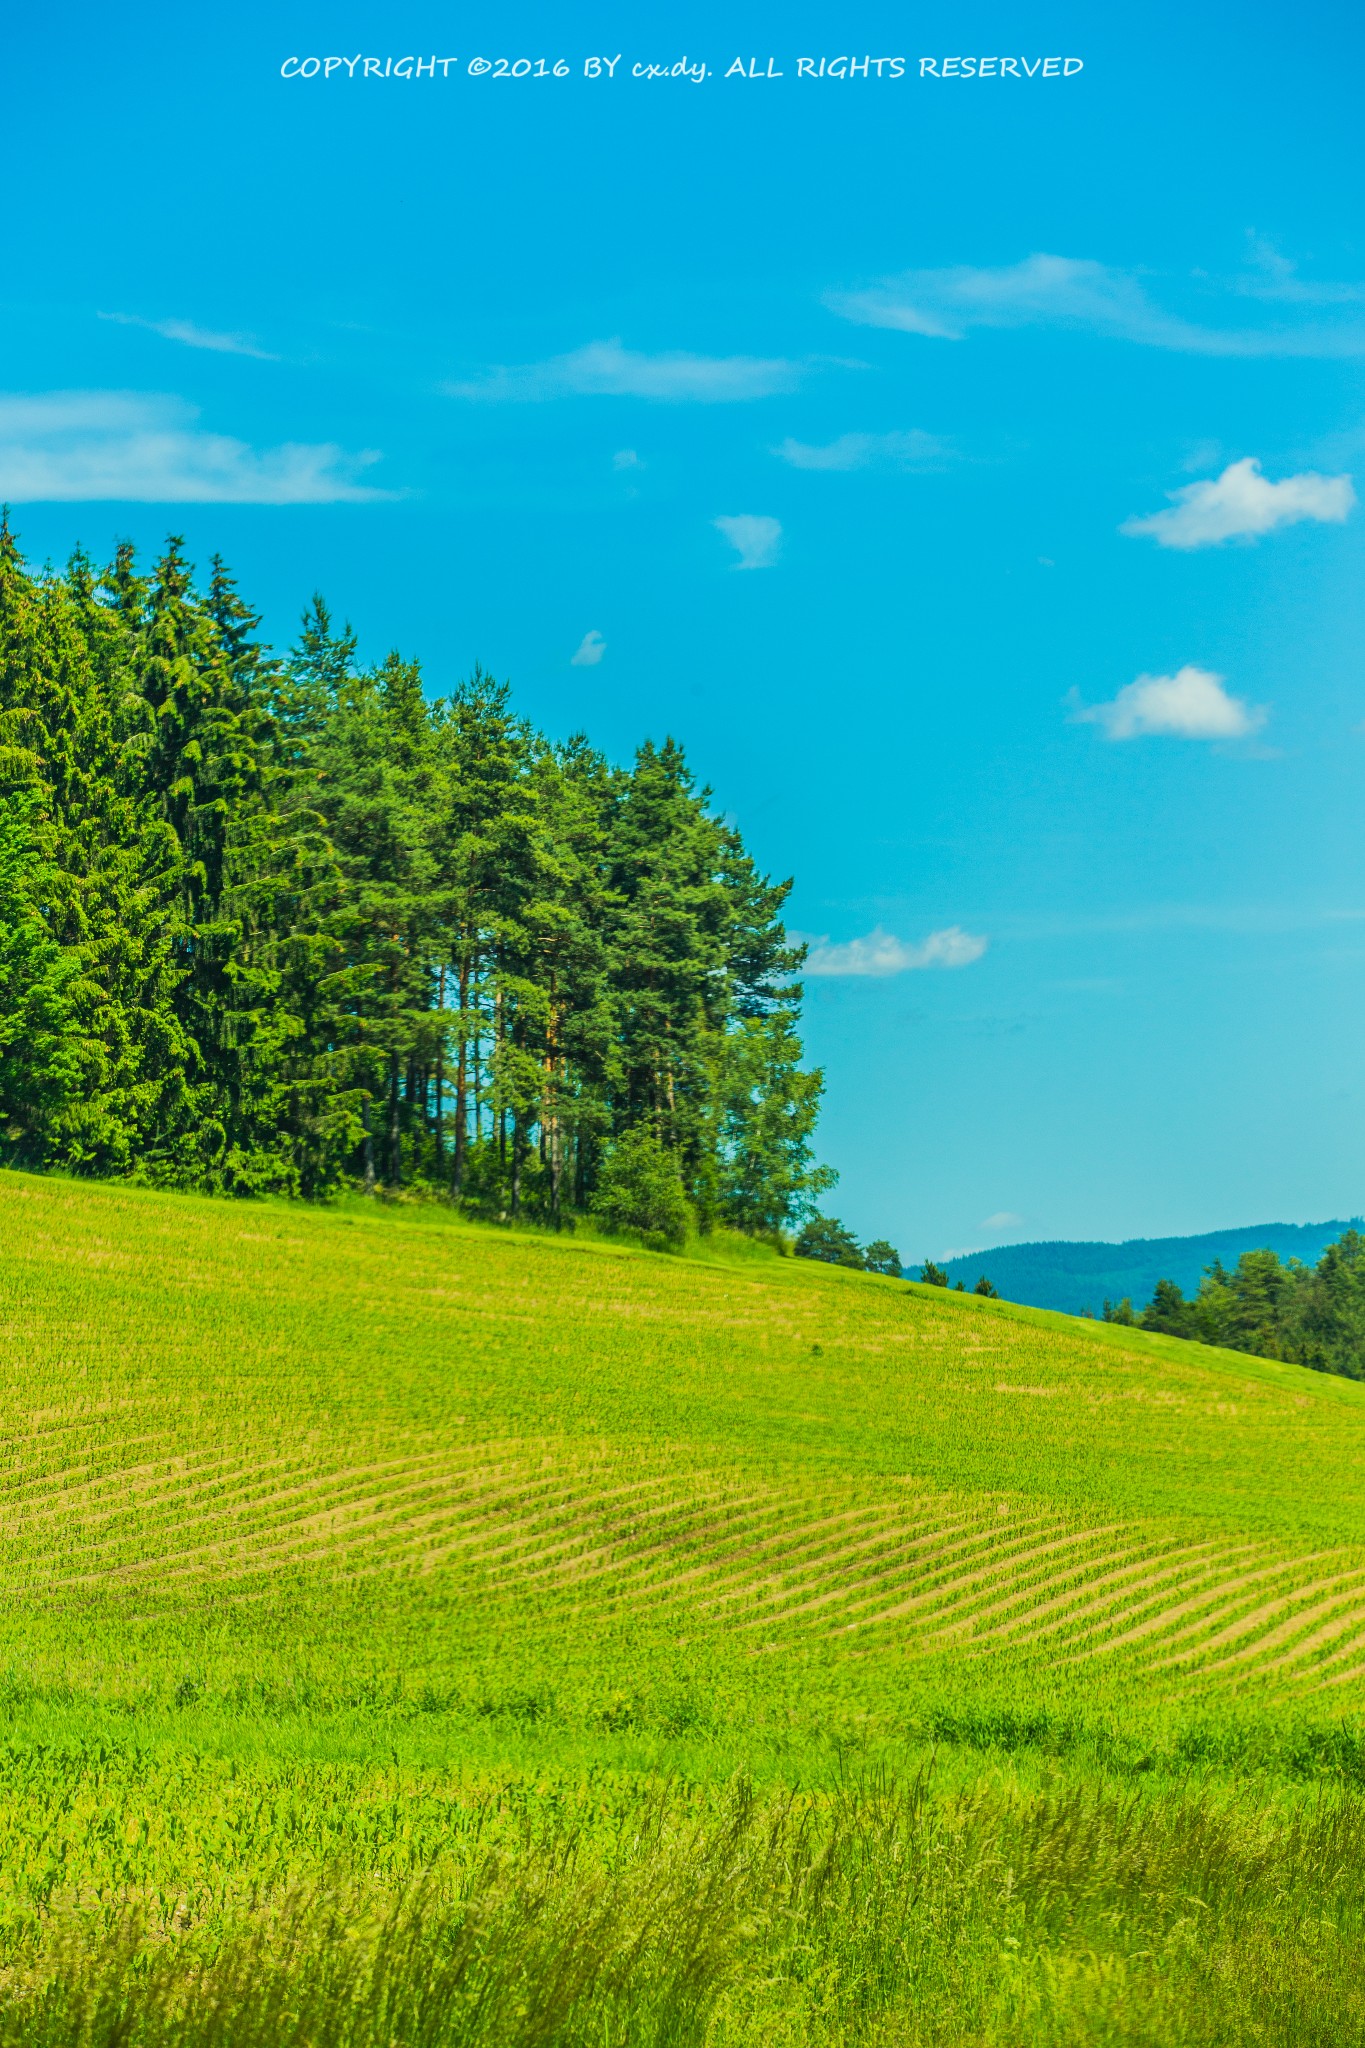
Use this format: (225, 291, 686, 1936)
(5, 1, 1365, 1257)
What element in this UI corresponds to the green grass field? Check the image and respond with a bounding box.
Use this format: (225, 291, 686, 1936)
(3, 1169, 1365, 2044)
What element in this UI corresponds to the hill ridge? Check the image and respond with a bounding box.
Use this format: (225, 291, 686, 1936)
(942, 1217, 1362, 1314)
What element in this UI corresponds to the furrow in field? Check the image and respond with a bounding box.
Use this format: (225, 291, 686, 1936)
(941, 1541, 1218, 1640)
(904, 1530, 1147, 1638)
(728, 1515, 1016, 1630)
(1140, 1568, 1345, 1669)
(61, 1459, 582, 1585)
(998, 1547, 1260, 1648)
(20, 1443, 450, 1537)
(21, 1455, 397, 1550)
(839, 1524, 1113, 1637)
(785, 1518, 1078, 1634)
(695, 1504, 960, 1616)
(0, 1444, 243, 1509)
(1173, 1573, 1365, 1672)
(48, 1455, 489, 1579)
(337, 1472, 710, 1585)
(572, 1494, 894, 1606)
(919, 1527, 1161, 1626)
(0, 1445, 253, 1536)
(1294, 1623, 1365, 1683)
(512, 1485, 786, 1589)
(434, 1484, 739, 1589)
(229, 1467, 633, 1564)
(1069, 1557, 1317, 1659)
(599, 1500, 893, 1613)
(1254, 1602, 1365, 1676)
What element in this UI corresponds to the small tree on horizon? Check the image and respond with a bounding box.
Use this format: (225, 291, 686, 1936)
(795, 1216, 864, 1269)
(1141, 1277, 1191, 1335)
(862, 1239, 903, 1278)
(919, 1260, 949, 1287)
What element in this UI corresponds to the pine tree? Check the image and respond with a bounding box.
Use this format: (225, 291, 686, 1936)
(0, 527, 833, 1229)
(795, 1216, 864, 1268)
(863, 1240, 903, 1277)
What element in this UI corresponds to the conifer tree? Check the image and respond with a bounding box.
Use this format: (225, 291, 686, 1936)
(0, 526, 834, 1233)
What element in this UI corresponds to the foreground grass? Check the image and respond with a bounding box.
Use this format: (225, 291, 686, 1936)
(2, 1170, 1364, 2040)
(6, 1771, 1365, 2047)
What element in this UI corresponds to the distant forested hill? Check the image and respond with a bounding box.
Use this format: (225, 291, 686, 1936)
(942, 1221, 1362, 1316)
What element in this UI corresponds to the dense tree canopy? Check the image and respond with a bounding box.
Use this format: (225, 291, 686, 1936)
(0, 527, 834, 1232)
(1131, 1234, 1365, 1380)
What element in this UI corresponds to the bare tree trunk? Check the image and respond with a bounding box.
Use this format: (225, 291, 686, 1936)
(388, 1054, 402, 1186)
(495, 981, 505, 1166)
(549, 1090, 562, 1228)
(453, 951, 471, 1191)
(546, 1000, 562, 1226)
(433, 965, 446, 1175)
(472, 950, 482, 1150)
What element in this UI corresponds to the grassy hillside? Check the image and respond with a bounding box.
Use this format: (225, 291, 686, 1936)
(941, 1218, 1362, 1314)
(2, 1170, 1365, 2045)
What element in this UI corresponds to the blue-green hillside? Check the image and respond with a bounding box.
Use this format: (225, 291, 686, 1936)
(944, 1218, 1361, 1314)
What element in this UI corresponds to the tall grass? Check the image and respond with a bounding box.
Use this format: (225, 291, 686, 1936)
(4, 1771, 1364, 2047)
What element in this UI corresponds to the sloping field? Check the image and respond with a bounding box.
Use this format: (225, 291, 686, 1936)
(4, 1167, 1365, 1727)
(4, 1172, 1365, 2046)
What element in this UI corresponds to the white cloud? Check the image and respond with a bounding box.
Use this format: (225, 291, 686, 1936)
(827, 254, 1202, 344)
(804, 925, 988, 977)
(613, 448, 642, 470)
(1237, 235, 1365, 307)
(825, 252, 1365, 358)
(445, 338, 803, 403)
(714, 513, 782, 570)
(1073, 665, 1265, 741)
(0, 390, 391, 503)
(981, 1212, 1023, 1232)
(99, 311, 278, 360)
(570, 629, 605, 667)
(1121, 456, 1355, 548)
(773, 429, 949, 470)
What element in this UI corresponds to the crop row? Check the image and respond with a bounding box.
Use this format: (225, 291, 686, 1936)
(2, 1420, 1361, 1692)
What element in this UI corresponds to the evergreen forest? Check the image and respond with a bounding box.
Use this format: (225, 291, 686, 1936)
(1104, 1232, 1365, 1382)
(0, 525, 835, 1232)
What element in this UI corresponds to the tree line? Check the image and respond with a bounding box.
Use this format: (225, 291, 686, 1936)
(1102, 1235, 1365, 1380)
(794, 1217, 1000, 1295)
(0, 526, 836, 1235)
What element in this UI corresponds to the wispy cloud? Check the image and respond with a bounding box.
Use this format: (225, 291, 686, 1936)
(773, 429, 950, 471)
(446, 338, 804, 403)
(99, 311, 278, 360)
(570, 629, 605, 666)
(714, 513, 782, 570)
(1121, 457, 1355, 548)
(826, 252, 1365, 358)
(1071, 665, 1265, 741)
(981, 1211, 1023, 1232)
(0, 391, 392, 503)
(613, 448, 643, 470)
(1236, 234, 1365, 307)
(804, 925, 988, 977)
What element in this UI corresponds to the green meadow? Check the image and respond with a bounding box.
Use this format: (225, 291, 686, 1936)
(3, 1168, 1365, 2044)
